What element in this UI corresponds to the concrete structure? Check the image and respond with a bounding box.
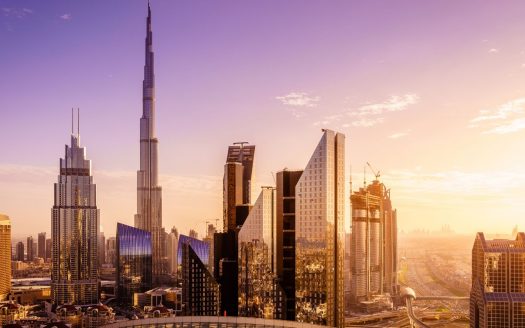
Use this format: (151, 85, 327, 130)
(98, 231, 105, 267)
(26, 236, 34, 262)
(134, 3, 164, 284)
(45, 238, 52, 262)
(276, 170, 303, 321)
(295, 129, 345, 328)
(38, 232, 46, 260)
(470, 232, 525, 328)
(166, 227, 179, 275)
(0, 214, 11, 300)
(238, 187, 285, 319)
(51, 118, 99, 305)
(15, 241, 24, 262)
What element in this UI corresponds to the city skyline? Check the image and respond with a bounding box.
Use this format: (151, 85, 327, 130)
(2, 1, 525, 239)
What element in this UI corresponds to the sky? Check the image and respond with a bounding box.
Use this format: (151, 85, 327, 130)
(1, 0, 525, 239)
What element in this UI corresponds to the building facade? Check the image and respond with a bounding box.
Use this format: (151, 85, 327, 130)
(295, 129, 345, 328)
(16, 241, 24, 262)
(134, 3, 164, 283)
(276, 170, 303, 321)
(116, 223, 152, 305)
(51, 129, 99, 305)
(470, 232, 525, 328)
(38, 232, 46, 259)
(167, 227, 179, 275)
(238, 187, 285, 319)
(26, 236, 34, 262)
(0, 214, 11, 300)
(46, 238, 52, 262)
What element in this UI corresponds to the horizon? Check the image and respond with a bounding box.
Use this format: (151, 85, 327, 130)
(1, 0, 525, 239)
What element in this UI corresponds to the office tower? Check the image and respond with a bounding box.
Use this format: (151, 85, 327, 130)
(189, 229, 198, 239)
(350, 179, 398, 308)
(27, 236, 34, 262)
(470, 232, 525, 328)
(0, 214, 11, 300)
(180, 237, 219, 316)
(106, 237, 117, 267)
(99, 231, 106, 266)
(223, 143, 255, 232)
(116, 223, 152, 305)
(238, 187, 285, 319)
(46, 238, 52, 262)
(16, 241, 24, 262)
(134, 3, 164, 283)
(214, 230, 238, 316)
(167, 227, 179, 275)
(203, 224, 215, 272)
(295, 129, 345, 328)
(51, 120, 99, 305)
(276, 169, 303, 321)
(38, 232, 46, 259)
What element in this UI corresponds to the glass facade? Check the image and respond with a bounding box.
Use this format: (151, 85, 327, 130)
(295, 130, 345, 328)
(116, 223, 152, 305)
(177, 235, 210, 269)
(51, 134, 99, 305)
(470, 232, 525, 328)
(238, 187, 285, 319)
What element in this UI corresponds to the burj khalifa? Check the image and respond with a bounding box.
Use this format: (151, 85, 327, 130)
(135, 3, 163, 283)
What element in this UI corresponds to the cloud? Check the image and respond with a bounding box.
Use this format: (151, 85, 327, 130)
(276, 92, 320, 118)
(60, 13, 72, 20)
(2, 7, 33, 18)
(355, 94, 419, 116)
(469, 98, 525, 134)
(388, 130, 410, 139)
(488, 48, 499, 54)
(351, 117, 384, 127)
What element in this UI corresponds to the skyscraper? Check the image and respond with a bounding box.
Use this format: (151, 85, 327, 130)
(134, 3, 163, 283)
(46, 238, 52, 262)
(295, 129, 345, 328)
(0, 214, 11, 300)
(470, 232, 525, 328)
(350, 179, 398, 309)
(99, 231, 106, 266)
(38, 232, 46, 259)
(27, 236, 34, 262)
(16, 241, 24, 262)
(238, 187, 285, 319)
(276, 169, 303, 321)
(51, 119, 99, 305)
(223, 143, 255, 232)
(116, 223, 152, 305)
(167, 227, 179, 275)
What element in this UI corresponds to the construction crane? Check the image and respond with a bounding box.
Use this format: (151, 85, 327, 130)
(366, 162, 381, 180)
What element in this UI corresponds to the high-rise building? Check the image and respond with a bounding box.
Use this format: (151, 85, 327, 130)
(238, 187, 285, 319)
(99, 231, 106, 266)
(470, 232, 525, 328)
(16, 241, 24, 262)
(167, 227, 179, 275)
(276, 169, 303, 321)
(134, 3, 164, 283)
(295, 129, 345, 328)
(51, 121, 99, 305)
(223, 143, 255, 232)
(38, 232, 46, 259)
(46, 238, 52, 262)
(27, 236, 34, 262)
(203, 224, 216, 271)
(180, 238, 219, 316)
(0, 214, 11, 300)
(350, 179, 398, 308)
(189, 229, 198, 240)
(106, 237, 117, 267)
(116, 223, 152, 305)
(214, 230, 238, 316)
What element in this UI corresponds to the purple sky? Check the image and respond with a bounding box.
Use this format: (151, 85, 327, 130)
(1, 0, 525, 239)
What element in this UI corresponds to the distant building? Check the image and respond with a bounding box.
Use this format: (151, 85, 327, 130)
(38, 232, 46, 259)
(203, 224, 216, 273)
(0, 214, 11, 300)
(181, 240, 219, 316)
(16, 241, 24, 262)
(116, 223, 152, 305)
(238, 187, 285, 319)
(189, 229, 198, 240)
(167, 227, 179, 275)
(470, 232, 525, 328)
(295, 129, 345, 328)
(45, 238, 52, 262)
(99, 231, 106, 267)
(106, 237, 116, 267)
(51, 123, 99, 305)
(26, 236, 34, 262)
(350, 179, 398, 310)
(276, 169, 302, 321)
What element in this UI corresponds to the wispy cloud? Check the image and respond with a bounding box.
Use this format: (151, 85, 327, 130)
(352, 117, 384, 127)
(2, 7, 34, 18)
(488, 48, 499, 54)
(276, 91, 320, 118)
(355, 94, 419, 116)
(469, 97, 525, 134)
(388, 130, 410, 139)
(60, 13, 72, 20)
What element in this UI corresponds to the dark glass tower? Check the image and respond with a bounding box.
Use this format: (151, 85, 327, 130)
(116, 223, 152, 304)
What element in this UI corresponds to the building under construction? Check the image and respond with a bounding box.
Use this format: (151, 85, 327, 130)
(349, 177, 398, 312)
